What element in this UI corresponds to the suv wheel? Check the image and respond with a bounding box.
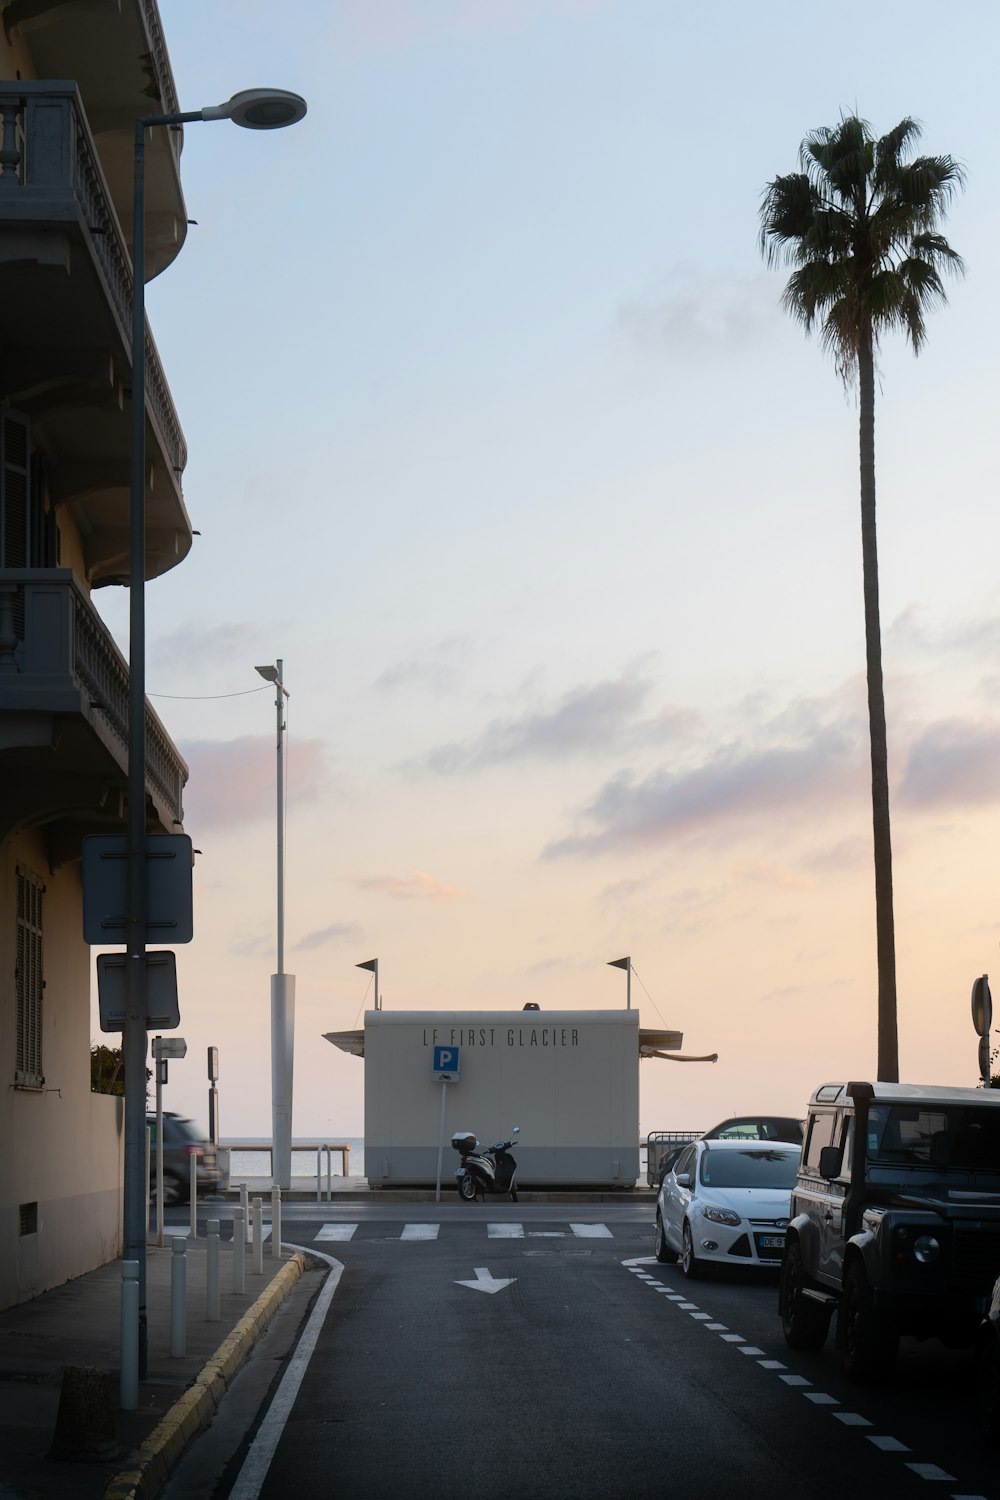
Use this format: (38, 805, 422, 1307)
(654, 1212, 678, 1264)
(780, 1242, 830, 1351)
(163, 1173, 187, 1207)
(838, 1261, 898, 1382)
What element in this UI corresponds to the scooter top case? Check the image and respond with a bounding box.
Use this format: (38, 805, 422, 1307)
(451, 1132, 478, 1154)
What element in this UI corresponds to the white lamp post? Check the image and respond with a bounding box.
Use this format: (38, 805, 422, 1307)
(256, 661, 294, 1189)
(122, 87, 305, 1390)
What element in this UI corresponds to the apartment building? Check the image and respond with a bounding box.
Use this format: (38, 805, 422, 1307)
(0, 0, 193, 1306)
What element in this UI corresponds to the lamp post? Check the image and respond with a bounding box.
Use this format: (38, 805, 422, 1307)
(256, 661, 294, 1189)
(124, 86, 305, 1385)
(608, 956, 631, 1009)
(357, 956, 380, 1010)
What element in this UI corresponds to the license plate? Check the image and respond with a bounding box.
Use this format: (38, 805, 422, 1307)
(756, 1234, 785, 1250)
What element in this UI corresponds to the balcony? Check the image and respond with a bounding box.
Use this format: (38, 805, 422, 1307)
(0, 0, 187, 276)
(0, 82, 193, 586)
(0, 570, 187, 861)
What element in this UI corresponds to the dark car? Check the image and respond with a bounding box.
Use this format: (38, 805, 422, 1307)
(702, 1115, 804, 1144)
(147, 1112, 228, 1203)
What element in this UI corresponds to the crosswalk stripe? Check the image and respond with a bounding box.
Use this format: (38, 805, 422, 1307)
(488, 1223, 525, 1238)
(401, 1223, 439, 1240)
(316, 1224, 359, 1241)
(569, 1223, 613, 1238)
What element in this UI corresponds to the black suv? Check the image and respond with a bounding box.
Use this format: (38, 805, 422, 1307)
(779, 1081, 1000, 1382)
(147, 1112, 228, 1203)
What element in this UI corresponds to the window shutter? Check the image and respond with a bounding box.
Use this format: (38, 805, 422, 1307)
(15, 865, 44, 1088)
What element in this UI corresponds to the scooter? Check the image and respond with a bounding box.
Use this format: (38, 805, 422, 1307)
(452, 1126, 520, 1202)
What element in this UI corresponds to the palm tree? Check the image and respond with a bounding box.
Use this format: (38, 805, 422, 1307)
(759, 116, 964, 1082)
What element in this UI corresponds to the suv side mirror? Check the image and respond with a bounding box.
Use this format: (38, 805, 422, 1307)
(819, 1144, 843, 1180)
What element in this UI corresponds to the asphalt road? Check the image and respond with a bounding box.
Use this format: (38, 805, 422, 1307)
(162, 1204, 999, 1500)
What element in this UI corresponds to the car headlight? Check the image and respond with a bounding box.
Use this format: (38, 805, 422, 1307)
(913, 1234, 941, 1265)
(702, 1205, 742, 1227)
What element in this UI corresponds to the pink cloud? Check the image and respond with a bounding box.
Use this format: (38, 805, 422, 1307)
(356, 871, 466, 902)
(180, 736, 327, 831)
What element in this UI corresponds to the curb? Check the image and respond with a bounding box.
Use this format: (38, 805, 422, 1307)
(104, 1251, 308, 1500)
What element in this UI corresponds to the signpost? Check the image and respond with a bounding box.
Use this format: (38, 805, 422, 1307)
(973, 975, 993, 1086)
(433, 1046, 460, 1202)
(151, 1035, 187, 1245)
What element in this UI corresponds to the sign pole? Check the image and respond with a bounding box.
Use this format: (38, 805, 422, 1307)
(435, 1078, 449, 1204)
(154, 1037, 164, 1247)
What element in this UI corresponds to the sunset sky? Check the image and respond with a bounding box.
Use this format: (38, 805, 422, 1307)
(92, 0, 1000, 1141)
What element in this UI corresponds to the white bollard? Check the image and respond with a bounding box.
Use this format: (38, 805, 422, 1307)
(145, 1126, 152, 1245)
(269, 1186, 281, 1257)
(189, 1152, 198, 1238)
(120, 1260, 140, 1411)
(170, 1237, 187, 1357)
(240, 1182, 250, 1243)
(252, 1197, 263, 1275)
(206, 1219, 220, 1321)
(233, 1207, 246, 1294)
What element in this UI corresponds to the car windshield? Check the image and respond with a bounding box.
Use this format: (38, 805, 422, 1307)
(699, 1148, 800, 1189)
(867, 1103, 1000, 1172)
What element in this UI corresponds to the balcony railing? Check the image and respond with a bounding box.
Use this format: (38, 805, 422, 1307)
(0, 570, 186, 830)
(0, 81, 187, 480)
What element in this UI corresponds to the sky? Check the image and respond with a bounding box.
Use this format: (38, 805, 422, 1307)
(92, 0, 1000, 1140)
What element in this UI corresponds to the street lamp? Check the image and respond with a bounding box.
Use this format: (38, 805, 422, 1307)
(255, 661, 293, 1190)
(357, 957, 380, 1011)
(608, 956, 631, 1009)
(124, 86, 305, 1390)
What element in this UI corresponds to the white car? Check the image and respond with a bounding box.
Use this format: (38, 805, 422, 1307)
(655, 1138, 801, 1278)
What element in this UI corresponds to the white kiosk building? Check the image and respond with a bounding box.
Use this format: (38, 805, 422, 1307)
(325, 1007, 715, 1188)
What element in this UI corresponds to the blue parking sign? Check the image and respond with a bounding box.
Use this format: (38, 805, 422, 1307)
(433, 1045, 460, 1079)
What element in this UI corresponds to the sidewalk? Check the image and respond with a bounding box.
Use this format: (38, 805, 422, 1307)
(0, 1228, 310, 1500)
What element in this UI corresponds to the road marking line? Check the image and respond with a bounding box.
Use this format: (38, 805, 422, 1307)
(528, 1231, 565, 1238)
(400, 1224, 439, 1240)
(777, 1373, 811, 1386)
(757, 1360, 787, 1370)
(228, 1245, 344, 1500)
(904, 1464, 956, 1481)
(315, 1224, 358, 1242)
(738, 1345, 766, 1356)
(832, 1412, 872, 1426)
(488, 1223, 524, 1238)
(677, 1301, 699, 1310)
(803, 1393, 839, 1405)
(719, 1334, 745, 1343)
(705, 1323, 728, 1330)
(689, 1312, 712, 1320)
(570, 1223, 613, 1238)
(867, 1437, 910, 1452)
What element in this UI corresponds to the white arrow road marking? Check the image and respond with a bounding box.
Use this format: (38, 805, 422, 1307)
(456, 1266, 517, 1294)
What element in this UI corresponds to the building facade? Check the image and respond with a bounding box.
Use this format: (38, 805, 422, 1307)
(0, 0, 192, 1307)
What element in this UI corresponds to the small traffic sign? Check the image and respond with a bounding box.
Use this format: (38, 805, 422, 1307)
(433, 1045, 460, 1080)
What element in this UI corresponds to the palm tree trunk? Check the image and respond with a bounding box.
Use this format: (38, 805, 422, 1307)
(858, 330, 899, 1082)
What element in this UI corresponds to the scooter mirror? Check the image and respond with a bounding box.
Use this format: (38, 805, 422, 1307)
(512, 1126, 520, 1135)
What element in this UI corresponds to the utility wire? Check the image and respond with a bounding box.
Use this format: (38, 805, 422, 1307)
(148, 686, 272, 700)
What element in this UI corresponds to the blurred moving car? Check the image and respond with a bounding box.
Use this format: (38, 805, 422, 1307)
(147, 1112, 229, 1203)
(655, 1138, 801, 1278)
(702, 1115, 804, 1143)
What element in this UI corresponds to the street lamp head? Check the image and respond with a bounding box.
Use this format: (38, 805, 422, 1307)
(255, 664, 279, 683)
(202, 88, 307, 130)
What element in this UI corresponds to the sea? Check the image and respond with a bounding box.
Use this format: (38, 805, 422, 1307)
(223, 1137, 366, 1182)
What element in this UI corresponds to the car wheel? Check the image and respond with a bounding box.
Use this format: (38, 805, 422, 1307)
(780, 1242, 831, 1351)
(163, 1173, 187, 1207)
(837, 1261, 898, 1382)
(681, 1221, 704, 1280)
(458, 1175, 477, 1202)
(654, 1212, 678, 1264)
